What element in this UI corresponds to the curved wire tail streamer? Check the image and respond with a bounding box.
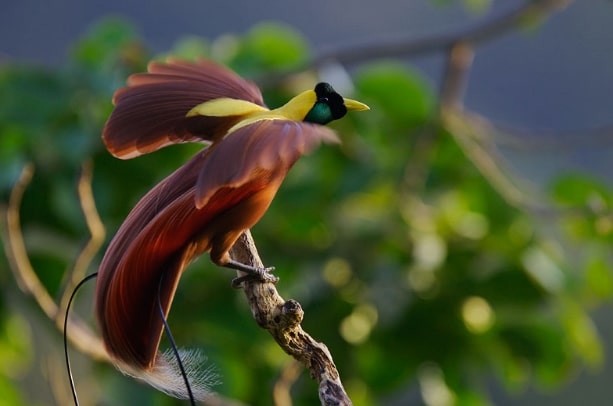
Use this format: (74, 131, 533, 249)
(64, 272, 99, 406)
(64, 272, 219, 405)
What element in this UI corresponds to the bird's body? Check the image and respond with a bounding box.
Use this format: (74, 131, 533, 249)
(95, 59, 368, 400)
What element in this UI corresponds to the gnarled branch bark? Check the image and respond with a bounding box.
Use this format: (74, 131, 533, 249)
(231, 232, 353, 406)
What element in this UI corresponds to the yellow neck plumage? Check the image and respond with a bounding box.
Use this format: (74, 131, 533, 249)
(186, 90, 318, 133)
(186, 88, 368, 134)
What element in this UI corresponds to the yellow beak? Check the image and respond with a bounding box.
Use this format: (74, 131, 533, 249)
(343, 98, 370, 112)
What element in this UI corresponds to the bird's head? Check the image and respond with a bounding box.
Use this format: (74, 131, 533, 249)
(303, 82, 369, 125)
(277, 82, 369, 125)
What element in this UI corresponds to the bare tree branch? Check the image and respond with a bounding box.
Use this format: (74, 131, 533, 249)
(482, 123, 613, 150)
(255, 0, 573, 89)
(58, 160, 106, 321)
(3, 164, 57, 319)
(273, 361, 303, 406)
(1, 163, 109, 362)
(310, 0, 572, 68)
(230, 231, 353, 406)
(400, 41, 476, 200)
(441, 107, 548, 210)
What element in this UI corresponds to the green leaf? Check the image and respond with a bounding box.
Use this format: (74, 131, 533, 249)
(355, 62, 434, 128)
(233, 22, 309, 72)
(72, 17, 144, 69)
(167, 36, 210, 61)
(561, 301, 604, 369)
(551, 174, 611, 210)
(584, 251, 613, 300)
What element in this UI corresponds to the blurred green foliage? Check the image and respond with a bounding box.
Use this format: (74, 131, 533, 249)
(1, 17, 612, 406)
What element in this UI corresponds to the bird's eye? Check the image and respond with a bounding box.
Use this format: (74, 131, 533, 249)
(320, 97, 329, 103)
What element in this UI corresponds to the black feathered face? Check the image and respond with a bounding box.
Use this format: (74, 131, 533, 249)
(304, 82, 348, 125)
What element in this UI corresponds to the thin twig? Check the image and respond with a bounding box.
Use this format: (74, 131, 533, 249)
(273, 361, 303, 406)
(400, 40, 475, 197)
(439, 41, 474, 111)
(1, 164, 109, 362)
(46, 352, 74, 406)
(430, 36, 555, 216)
(483, 123, 613, 150)
(3, 164, 58, 319)
(442, 107, 552, 213)
(230, 231, 353, 406)
(58, 160, 106, 319)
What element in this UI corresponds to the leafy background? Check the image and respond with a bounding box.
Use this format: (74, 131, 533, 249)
(1, 1, 613, 405)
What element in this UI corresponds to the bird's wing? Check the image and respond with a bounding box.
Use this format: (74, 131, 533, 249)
(96, 191, 202, 367)
(194, 119, 340, 208)
(95, 150, 207, 367)
(96, 119, 339, 367)
(96, 150, 205, 281)
(103, 59, 266, 159)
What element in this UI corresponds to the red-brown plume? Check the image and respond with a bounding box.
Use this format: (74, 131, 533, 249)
(95, 59, 339, 400)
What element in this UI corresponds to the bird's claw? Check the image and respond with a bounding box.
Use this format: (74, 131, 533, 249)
(232, 266, 278, 288)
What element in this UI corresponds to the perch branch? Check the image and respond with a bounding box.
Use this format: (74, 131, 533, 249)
(230, 231, 353, 406)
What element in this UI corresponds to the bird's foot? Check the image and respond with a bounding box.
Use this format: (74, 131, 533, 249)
(231, 267, 277, 288)
(224, 259, 278, 288)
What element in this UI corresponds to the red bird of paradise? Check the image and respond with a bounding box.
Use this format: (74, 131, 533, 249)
(95, 59, 369, 400)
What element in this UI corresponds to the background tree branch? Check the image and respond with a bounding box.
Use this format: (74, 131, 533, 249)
(1, 163, 109, 362)
(309, 0, 571, 68)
